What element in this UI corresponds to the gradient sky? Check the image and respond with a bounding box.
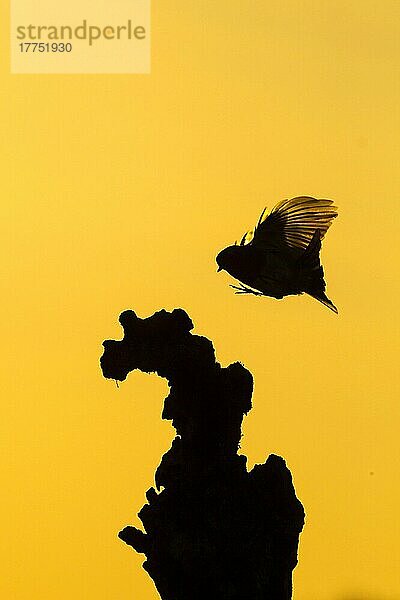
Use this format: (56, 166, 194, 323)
(1, 1, 399, 599)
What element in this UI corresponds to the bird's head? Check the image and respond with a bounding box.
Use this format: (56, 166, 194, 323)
(216, 245, 241, 273)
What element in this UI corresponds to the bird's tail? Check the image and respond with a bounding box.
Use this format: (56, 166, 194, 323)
(300, 229, 338, 314)
(307, 289, 338, 314)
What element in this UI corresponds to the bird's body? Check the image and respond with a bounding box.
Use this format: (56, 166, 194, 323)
(218, 243, 303, 298)
(216, 196, 338, 313)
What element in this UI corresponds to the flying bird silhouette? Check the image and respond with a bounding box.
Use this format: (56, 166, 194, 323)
(216, 196, 338, 313)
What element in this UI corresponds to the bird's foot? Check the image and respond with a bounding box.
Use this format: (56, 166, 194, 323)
(230, 284, 263, 296)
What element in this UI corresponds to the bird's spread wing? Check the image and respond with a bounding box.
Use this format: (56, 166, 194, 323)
(246, 196, 338, 250)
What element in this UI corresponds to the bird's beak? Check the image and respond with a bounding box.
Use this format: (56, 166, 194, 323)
(217, 266, 222, 272)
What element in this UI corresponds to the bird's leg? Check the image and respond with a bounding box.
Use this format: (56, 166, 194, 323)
(230, 284, 263, 296)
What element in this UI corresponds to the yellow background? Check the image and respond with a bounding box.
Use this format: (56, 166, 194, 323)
(1, 1, 399, 599)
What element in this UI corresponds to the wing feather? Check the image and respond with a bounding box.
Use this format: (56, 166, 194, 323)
(251, 196, 338, 250)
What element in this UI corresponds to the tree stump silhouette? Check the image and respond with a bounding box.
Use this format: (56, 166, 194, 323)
(101, 308, 304, 600)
